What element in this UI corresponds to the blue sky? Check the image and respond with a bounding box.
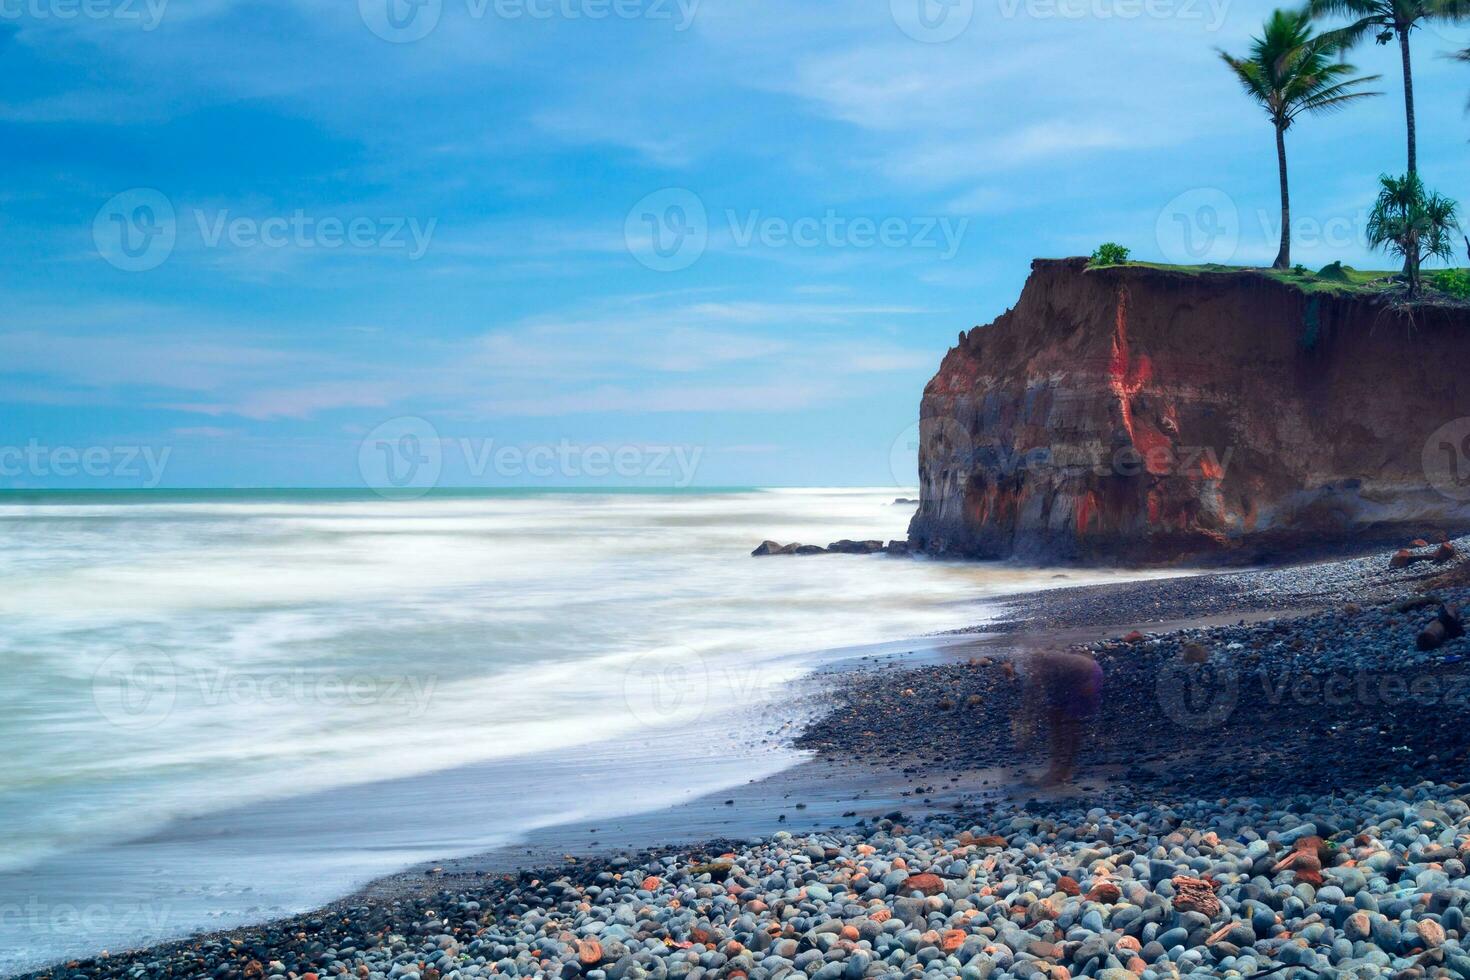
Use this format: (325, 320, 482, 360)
(3, 0, 1469, 490)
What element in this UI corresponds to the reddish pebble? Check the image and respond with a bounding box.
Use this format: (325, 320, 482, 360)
(900, 873, 944, 896)
(576, 939, 603, 966)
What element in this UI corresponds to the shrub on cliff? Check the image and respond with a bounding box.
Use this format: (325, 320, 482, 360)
(1432, 268, 1470, 299)
(1089, 243, 1130, 267)
(1366, 173, 1459, 297)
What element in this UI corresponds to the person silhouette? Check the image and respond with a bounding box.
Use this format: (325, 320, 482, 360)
(1013, 648, 1103, 785)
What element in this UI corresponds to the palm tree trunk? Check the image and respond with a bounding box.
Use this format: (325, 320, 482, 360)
(1273, 123, 1290, 270)
(1399, 26, 1416, 176)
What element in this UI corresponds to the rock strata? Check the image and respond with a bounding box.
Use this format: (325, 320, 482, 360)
(909, 258, 1470, 562)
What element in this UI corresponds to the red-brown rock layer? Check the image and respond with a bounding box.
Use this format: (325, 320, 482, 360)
(908, 258, 1470, 563)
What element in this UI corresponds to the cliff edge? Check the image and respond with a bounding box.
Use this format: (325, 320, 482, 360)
(908, 257, 1470, 563)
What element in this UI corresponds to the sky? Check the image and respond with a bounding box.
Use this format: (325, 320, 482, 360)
(3, 0, 1470, 491)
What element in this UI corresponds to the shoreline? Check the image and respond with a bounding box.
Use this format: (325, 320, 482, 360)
(17, 538, 1470, 979)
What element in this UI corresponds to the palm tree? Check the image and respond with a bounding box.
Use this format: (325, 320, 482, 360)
(1366, 172, 1459, 294)
(1220, 11, 1381, 269)
(1456, 47, 1470, 263)
(1308, 0, 1470, 176)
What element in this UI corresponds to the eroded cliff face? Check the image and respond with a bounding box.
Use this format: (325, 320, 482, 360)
(909, 258, 1470, 563)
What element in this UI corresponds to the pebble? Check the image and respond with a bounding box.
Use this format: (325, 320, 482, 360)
(32, 779, 1470, 980)
(31, 539, 1470, 980)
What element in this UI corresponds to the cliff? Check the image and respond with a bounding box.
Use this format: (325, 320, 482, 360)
(908, 258, 1470, 563)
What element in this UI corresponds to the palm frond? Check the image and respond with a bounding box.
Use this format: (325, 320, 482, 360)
(1218, 49, 1274, 108)
(1306, 0, 1389, 18)
(1433, 0, 1470, 22)
(1313, 18, 1383, 52)
(1290, 76, 1385, 116)
(1221, 10, 1381, 125)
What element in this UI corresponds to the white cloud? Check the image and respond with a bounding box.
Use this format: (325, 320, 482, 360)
(0, 290, 938, 422)
(473, 382, 834, 416)
(165, 381, 395, 420)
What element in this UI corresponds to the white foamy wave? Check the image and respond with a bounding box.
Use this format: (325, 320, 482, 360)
(0, 489, 1165, 876)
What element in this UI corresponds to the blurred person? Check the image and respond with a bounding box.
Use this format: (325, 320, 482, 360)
(1012, 648, 1103, 785)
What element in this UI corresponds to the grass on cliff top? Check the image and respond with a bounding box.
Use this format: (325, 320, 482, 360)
(1107, 260, 1395, 295)
(1086, 259, 1470, 302)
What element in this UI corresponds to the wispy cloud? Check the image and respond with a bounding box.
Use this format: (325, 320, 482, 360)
(1, 0, 1454, 485)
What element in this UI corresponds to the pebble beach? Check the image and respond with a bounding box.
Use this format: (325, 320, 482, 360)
(21, 538, 1470, 980)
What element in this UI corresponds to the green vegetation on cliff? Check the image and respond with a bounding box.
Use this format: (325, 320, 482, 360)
(1087, 258, 1470, 303)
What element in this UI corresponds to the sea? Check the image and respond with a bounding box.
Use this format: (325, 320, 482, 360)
(0, 488, 1156, 973)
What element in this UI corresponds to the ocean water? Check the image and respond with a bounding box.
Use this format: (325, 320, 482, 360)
(0, 488, 1156, 973)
